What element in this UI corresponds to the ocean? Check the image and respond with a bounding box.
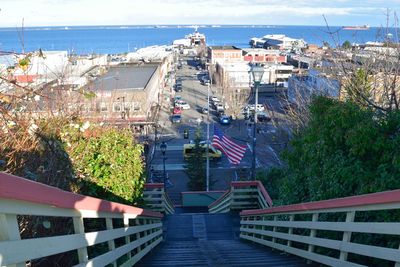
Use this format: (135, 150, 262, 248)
(0, 25, 391, 55)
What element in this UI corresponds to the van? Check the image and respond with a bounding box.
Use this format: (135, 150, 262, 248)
(183, 143, 222, 160)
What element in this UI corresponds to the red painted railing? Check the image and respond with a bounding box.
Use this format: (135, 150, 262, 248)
(240, 189, 400, 266)
(208, 181, 273, 213)
(143, 183, 175, 214)
(0, 173, 163, 266)
(240, 188, 400, 216)
(0, 172, 162, 218)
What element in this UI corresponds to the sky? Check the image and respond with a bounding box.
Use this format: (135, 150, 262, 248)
(0, 0, 399, 27)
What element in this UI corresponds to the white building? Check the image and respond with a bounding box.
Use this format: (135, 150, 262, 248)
(250, 34, 307, 51)
(215, 61, 294, 89)
(288, 69, 340, 105)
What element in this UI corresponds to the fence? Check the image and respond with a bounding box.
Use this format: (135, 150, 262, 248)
(0, 173, 163, 267)
(143, 183, 175, 214)
(208, 181, 272, 213)
(240, 189, 400, 267)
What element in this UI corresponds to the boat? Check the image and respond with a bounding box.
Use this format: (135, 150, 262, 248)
(184, 26, 206, 47)
(342, 25, 370, 30)
(172, 26, 206, 48)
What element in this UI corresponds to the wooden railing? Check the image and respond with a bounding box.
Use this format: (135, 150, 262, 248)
(208, 181, 272, 213)
(0, 173, 163, 267)
(240, 190, 400, 267)
(143, 183, 175, 214)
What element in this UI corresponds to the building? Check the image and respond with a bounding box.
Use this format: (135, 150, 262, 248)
(242, 49, 286, 63)
(215, 61, 294, 90)
(207, 46, 242, 64)
(73, 65, 161, 128)
(250, 34, 307, 52)
(287, 69, 340, 105)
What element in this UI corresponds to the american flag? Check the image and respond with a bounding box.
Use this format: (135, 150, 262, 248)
(212, 125, 247, 165)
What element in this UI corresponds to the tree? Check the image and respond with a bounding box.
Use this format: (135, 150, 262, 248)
(62, 124, 145, 204)
(275, 96, 400, 204)
(343, 68, 373, 107)
(185, 127, 206, 190)
(342, 40, 352, 50)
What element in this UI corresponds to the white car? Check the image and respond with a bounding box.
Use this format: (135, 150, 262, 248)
(175, 100, 191, 110)
(210, 96, 220, 103)
(244, 104, 265, 112)
(215, 103, 224, 112)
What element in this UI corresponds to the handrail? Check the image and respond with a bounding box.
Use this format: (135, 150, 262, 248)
(143, 183, 175, 214)
(232, 181, 273, 207)
(240, 188, 400, 216)
(208, 181, 273, 213)
(0, 173, 162, 218)
(0, 173, 163, 266)
(240, 189, 400, 267)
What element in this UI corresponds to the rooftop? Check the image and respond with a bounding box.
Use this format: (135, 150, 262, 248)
(209, 46, 241, 51)
(91, 65, 157, 92)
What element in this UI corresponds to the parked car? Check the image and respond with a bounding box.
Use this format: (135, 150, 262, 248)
(219, 115, 231, 125)
(173, 106, 182, 114)
(201, 107, 209, 114)
(175, 84, 183, 92)
(175, 100, 190, 110)
(200, 75, 210, 85)
(242, 104, 265, 115)
(215, 103, 224, 112)
(171, 114, 182, 123)
(211, 97, 221, 105)
(250, 111, 271, 122)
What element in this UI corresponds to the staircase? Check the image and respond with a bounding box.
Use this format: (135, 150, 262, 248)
(137, 213, 311, 267)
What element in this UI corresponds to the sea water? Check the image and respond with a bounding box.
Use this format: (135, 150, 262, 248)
(0, 25, 390, 55)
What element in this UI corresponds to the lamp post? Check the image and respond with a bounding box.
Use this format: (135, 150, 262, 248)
(160, 142, 167, 191)
(250, 63, 264, 180)
(206, 63, 211, 192)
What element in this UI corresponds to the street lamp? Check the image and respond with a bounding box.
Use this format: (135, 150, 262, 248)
(250, 63, 264, 180)
(160, 142, 167, 191)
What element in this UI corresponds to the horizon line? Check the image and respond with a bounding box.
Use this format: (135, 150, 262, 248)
(0, 23, 386, 29)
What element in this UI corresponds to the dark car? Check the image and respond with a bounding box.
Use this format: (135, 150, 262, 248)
(200, 107, 209, 114)
(175, 84, 183, 92)
(250, 111, 271, 122)
(171, 114, 182, 123)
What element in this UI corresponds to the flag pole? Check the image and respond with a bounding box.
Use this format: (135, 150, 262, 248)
(206, 82, 210, 192)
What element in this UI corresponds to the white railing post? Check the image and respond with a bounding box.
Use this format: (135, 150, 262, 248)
(0, 214, 25, 267)
(272, 215, 277, 244)
(287, 214, 294, 247)
(340, 211, 355, 261)
(73, 217, 89, 264)
(262, 215, 267, 240)
(396, 245, 400, 267)
(136, 218, 142, 254)
(124, 216, 132, 259)
(307, 213, 319, 264)
(105, 218, 117, 267)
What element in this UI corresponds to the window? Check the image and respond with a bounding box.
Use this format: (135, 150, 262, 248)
(123, 102, 131, 111)
(132, 102, 141, 112)
(97, 102, 108, 112)
(113, 102, 122, 112)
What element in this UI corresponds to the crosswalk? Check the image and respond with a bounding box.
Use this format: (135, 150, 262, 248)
(152, 163, 251, 171)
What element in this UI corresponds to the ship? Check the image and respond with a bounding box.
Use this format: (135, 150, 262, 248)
(342, 25, 370, 30)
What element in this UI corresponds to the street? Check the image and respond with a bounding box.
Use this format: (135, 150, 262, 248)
(150, 56, 287, 204)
